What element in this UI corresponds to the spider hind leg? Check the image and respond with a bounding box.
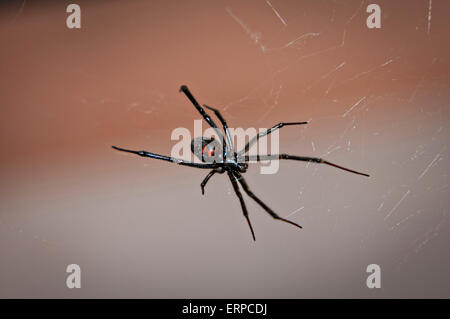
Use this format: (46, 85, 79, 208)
(227, 171, 256, 241)
(233, 171, 303, 230)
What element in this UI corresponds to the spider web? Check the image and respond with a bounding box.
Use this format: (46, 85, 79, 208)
(220, 0, 450, 279)
(1, 0, 449, 298)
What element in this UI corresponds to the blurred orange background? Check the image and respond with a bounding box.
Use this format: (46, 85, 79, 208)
(0, 0, 449, 297)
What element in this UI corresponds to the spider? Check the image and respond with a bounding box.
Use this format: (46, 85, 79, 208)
(112, 85, 369, 241)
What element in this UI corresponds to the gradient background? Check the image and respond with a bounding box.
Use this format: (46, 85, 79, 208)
(1, 0, 449, 298)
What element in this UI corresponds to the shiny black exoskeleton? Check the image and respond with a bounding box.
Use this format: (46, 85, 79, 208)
(112, 85, 369, 241)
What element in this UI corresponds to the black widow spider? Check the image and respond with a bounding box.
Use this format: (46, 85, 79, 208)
(112, 85, 369, 241)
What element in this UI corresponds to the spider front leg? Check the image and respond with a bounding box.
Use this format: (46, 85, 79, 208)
(203, 104, 234, 155)
(232, 171, 303, 230)
(179, 85, 227, 152)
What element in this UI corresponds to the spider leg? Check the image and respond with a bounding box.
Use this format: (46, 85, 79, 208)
(200, 168, 225, 195)
(112, 146, 220, 169)
(227, 170, 256, 241)
(179, 85, 227, 155)
(203, 104, 234, 155)
(237, 122, 308, 156)
(245, 154, 370, 177)
(201, 170, 217, 195)
(232, 171, 303, 230)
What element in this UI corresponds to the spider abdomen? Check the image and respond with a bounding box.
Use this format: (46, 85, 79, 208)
(190, 137, 223, 163)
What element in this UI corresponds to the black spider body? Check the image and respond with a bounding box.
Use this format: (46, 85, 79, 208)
(112, 85, 369, 241)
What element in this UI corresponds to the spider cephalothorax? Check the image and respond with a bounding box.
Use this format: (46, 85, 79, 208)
(112, 85, 369, 241)
(190, 137, 248, 172)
